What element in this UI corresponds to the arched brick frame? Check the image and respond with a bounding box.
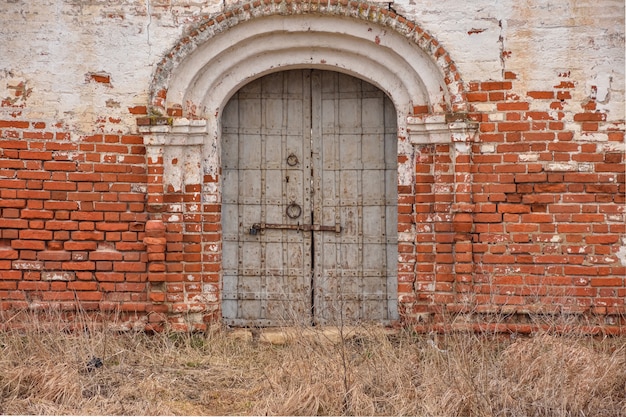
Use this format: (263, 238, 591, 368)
(139, 0, 477, 329)
(149, 0, 468, 116)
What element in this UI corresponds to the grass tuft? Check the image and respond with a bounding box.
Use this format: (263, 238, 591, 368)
(0, 311, 624, 415)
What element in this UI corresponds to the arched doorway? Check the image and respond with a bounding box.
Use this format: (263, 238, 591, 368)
(141, 1, 475, 329)
(221, 70, 398, 326)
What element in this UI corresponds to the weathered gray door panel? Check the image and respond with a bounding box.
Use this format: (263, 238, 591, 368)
(312, 71, 398, 325)
(222, 70, 397, 326)
(222, 71, 312, 326)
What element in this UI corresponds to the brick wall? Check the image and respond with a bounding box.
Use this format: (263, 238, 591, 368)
(0, 0, 624, 332)
(469, 75, 624, 325)
(0, 122, 151, 329)
(399, 73, 625, 333)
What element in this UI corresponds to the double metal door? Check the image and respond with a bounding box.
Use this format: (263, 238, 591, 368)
(222, 70, 397, 326)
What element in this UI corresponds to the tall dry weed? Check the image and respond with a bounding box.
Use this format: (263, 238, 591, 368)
(0, 309, 624, 415)
(499, 334, 626, 416)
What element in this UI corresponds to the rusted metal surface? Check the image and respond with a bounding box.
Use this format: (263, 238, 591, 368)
(250, 223, 342, 234)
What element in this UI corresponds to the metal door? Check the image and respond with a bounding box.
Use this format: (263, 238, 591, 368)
(221, 70, 397, 326)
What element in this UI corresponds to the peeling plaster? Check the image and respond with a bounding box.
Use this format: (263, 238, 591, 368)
(588, 72, 612, 103)
(616, 246, 626, 266)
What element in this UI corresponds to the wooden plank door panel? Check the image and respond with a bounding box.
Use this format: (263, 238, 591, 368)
(222, 70, 312, 326)
(312, 71, 398, 325)
(222, 69, 397, 326)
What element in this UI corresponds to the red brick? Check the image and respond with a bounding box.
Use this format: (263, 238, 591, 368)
(19, 150, 53, 160)
(498, 122, 530, 132)
(489, 91, 505, 101)
(573, 112, 607, 122)
(90, 251, 124, 261)
(0, 199, 26, 208)
(114, 262, 146, 272)
(20, 210, 54, 219)
(43, 161, 77, 171)
(38, 251, 72, 261)
(0, 270, 22, 279)
(591, 278, 623, 287)
(523, 132, 554, 141)
(19, 230, 53, 240)
(534, 255, 571, 264)
(527, 91, 554, 99)
(45, 220, 80, 231)
(595, 163, 624, 173)
(95, 272, 124, 282)
(18, 190, 50, 200)
(42, 291, 75, 301)
(120, 303, 146, 312)
(581, 122, 598, 131)
(71, 231, 105, 241)
(480, 254, 515, 264)
(95, 222, 129, 231)
(88, 73, 110, 84)
(467, 92, 488, 102)
(481, 81, 512, 91)
(0, 248, 19, 259)
(0, 120, 29, 128)
(94, 202, 127, 212)
(43, 181, 77, 191)
(116, 283, 146, 292)
(556, 91, 571, 100)
(534, 183, 566, 193)
(62, 261, 95, 270)
(498, 204, 531, 214)
(1, 67, 626, 330)
(520, 213, 554, 223)
(18, 281, 49, 291)
(0, 179, 26, 189)
(473, 213, 502, 223)
(128, 106, 148, 115)
(75, 292, 103, 301)
(585, 235, 619, 244)
(67, 281, 98, 291)
(64, 241, 97, 251)
(497, 102, 529, 111)
(11, 240, 46, 250)
(0, 218, 28, 228)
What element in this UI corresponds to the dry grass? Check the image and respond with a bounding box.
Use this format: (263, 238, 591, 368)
(0, 313, 624, 416)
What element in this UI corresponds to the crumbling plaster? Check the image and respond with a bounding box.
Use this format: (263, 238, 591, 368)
(1, 0, 623, 134)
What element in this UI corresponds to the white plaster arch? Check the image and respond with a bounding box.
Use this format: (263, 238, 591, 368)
(167, 15, 448, 119)
(144, 1, 476, 190)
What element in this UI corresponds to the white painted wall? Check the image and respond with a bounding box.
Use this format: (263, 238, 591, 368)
(0, 0, 623, 134)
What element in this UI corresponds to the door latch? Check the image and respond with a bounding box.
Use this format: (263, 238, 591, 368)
(249, 223, 342, 234)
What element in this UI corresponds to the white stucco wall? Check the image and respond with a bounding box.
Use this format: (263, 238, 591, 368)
(395, 0, 625, 117)
(0, 0, 623, 134)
